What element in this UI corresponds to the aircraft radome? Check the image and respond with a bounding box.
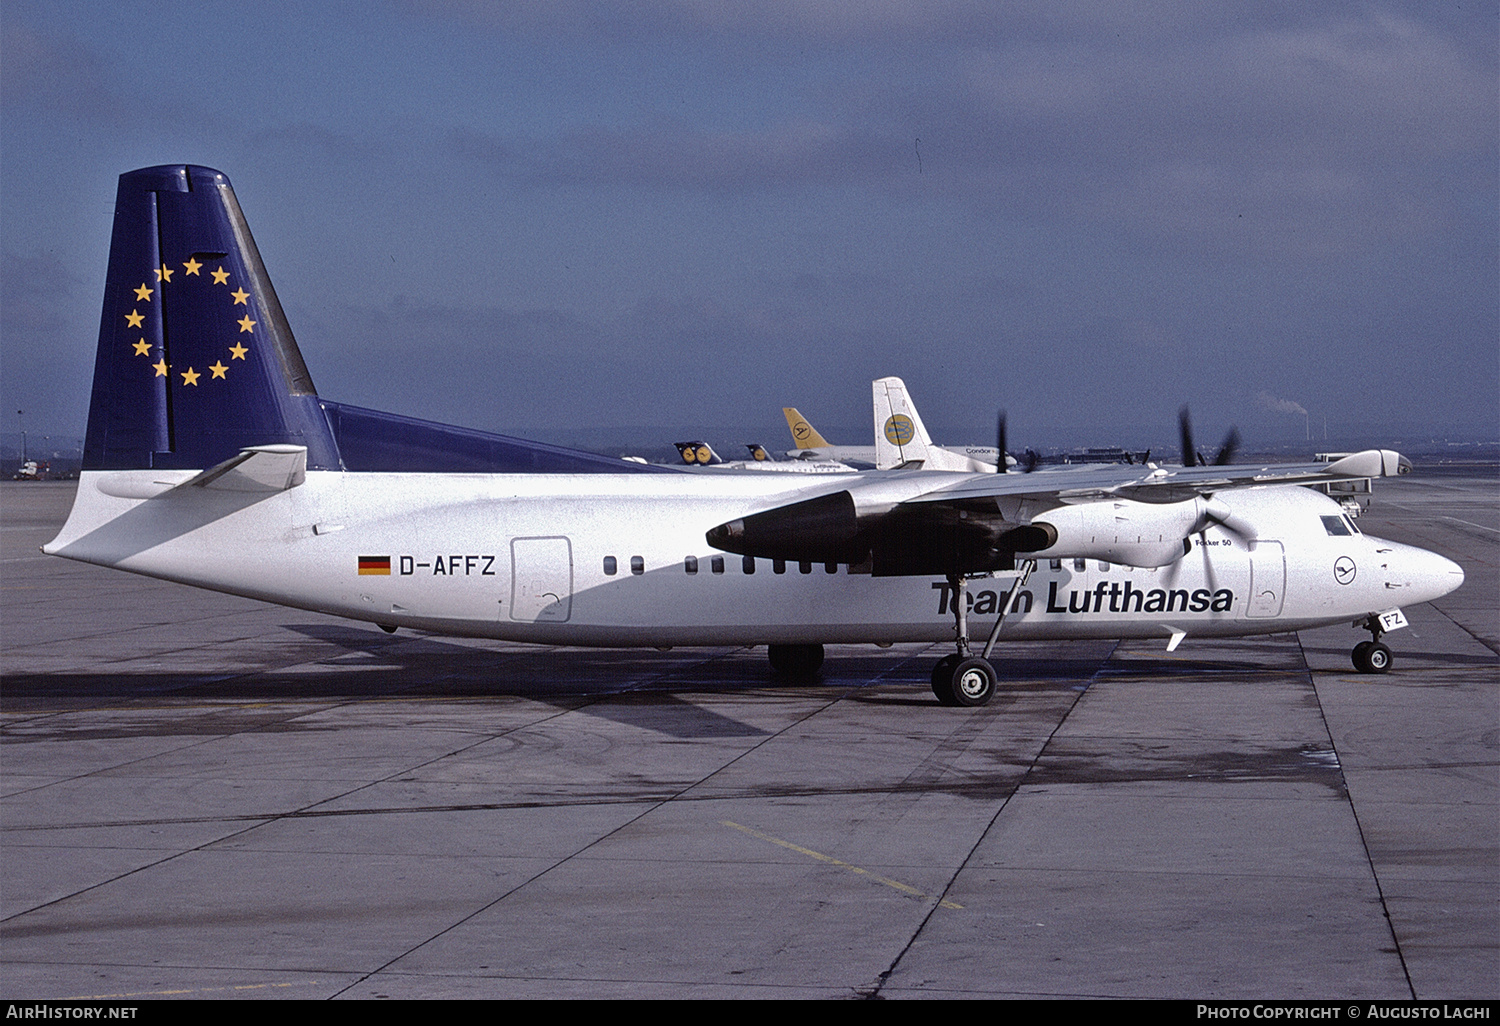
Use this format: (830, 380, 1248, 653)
(45, 165, 1466, 706)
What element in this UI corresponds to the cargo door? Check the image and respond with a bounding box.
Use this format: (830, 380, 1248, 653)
(509, 536, 573, 622)
(1246, 541, 1285, 618)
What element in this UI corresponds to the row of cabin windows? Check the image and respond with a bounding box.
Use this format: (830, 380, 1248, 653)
(1051, 558, 1110, 572)
(605, 544, 1321, 580)
(603, 555, 1119, 577)
(602, 555, 843, 577)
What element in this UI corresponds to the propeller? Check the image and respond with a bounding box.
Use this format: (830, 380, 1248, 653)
(1179, 406, 1240, 467)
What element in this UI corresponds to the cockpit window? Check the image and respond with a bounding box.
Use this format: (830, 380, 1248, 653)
(1342, 515, 1361, 535)
(1320, 515, 1351, 536)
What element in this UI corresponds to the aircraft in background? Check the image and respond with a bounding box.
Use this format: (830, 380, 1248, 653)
(871, 377, 1005, 471)
(46, 165, 1464, 706)
(784, 391, 1006, 471)
(673, 440, 854, 474)
(781, 408, 877, 467)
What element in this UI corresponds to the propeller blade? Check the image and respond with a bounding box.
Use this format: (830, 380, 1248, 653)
(1179, 406, 1196, 468)
(996, 411, 1007, 474)
(1212, 428, 1241, 466)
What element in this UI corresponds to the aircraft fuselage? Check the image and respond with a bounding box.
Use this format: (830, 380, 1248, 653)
(46, 469, 1460, 650)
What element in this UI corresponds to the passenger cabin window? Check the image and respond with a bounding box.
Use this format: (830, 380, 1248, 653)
(603, 556, 617, 576)
(1073, 558, 1087, 572)
(630, 555, 644, 575)
(684, 556, 698, 574)
(825, 562, 838, 574)
(743, 555, 755, 574)
(1320, 515, 1351, 536)
(711, 555, 725, 574)
(1050, 559, 1062, 571)
(773, 559, 786, 574)
(799, 561, 813, 574)
(1098, 561, 1110, 572)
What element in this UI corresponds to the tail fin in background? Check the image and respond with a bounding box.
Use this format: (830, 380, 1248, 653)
(85, 165, 341, 471)
(872, 377, 937, 469)
(782, 408, 831, 449)
(674, 441, 724, 465)
(872, 377, 998, 472)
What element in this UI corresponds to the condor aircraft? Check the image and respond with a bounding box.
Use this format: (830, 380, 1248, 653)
(45, 166, 1465, 705)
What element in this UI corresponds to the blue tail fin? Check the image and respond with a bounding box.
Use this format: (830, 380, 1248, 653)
(84, 165, 340, 471)
(84, 164, 671, 477)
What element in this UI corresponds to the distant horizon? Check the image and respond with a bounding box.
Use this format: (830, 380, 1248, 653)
(5, 425, 1497, 472)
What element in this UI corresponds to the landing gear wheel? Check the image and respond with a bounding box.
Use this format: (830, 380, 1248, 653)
(931, 654, 961, 706)
(949, 657, 997, 707)
(1353, 642, 1392, 674)
(768, 643, 824, 681)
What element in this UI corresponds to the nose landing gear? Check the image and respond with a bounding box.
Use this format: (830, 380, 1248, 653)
(1351, 614, 1394, 674)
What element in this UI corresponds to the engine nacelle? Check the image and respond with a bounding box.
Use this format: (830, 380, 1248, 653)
(1031, 497, 1212, 568)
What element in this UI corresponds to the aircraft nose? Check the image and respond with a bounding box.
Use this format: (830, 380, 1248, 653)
(1399, 546, 1465, 603)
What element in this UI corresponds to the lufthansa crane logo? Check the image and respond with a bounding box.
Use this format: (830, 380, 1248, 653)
(884, 414, 915, 446)
(1333, 556, 1357, 585)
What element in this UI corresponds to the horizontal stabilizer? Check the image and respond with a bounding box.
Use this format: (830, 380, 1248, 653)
(183, 444, 307, 492)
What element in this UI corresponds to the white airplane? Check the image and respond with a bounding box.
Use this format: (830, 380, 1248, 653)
(45, 165, 1465, 706)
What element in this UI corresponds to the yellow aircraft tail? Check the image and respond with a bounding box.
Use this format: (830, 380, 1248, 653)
(782, 408, 831, 449)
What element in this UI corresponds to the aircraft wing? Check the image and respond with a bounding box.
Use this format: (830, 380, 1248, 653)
(905, 448, 1409, 506)
(707, 449, 1409, 577)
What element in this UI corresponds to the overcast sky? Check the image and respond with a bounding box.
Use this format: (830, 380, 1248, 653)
(3, 1, 1495, 453)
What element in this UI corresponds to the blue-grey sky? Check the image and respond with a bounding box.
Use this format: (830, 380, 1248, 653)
(3, 1, 1495, 452)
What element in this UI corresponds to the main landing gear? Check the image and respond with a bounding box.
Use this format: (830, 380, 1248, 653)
(1351, 615, 1393, 674)
(768, 643, 824, 681)
(930, 562, 1034, 707)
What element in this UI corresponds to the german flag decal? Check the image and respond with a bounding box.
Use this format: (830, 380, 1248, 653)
(358, 555, 391, 575)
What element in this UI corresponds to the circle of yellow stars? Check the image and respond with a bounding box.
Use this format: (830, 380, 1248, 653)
(124, 257, 255, 387)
